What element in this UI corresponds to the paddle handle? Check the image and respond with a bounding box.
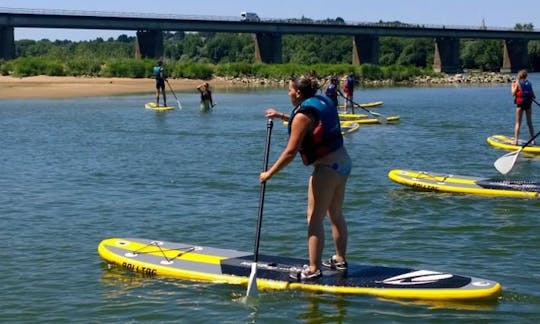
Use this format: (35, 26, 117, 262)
(253, 119, 273, 263)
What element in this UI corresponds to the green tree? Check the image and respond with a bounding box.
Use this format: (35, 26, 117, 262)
(461, 39, 502, 71)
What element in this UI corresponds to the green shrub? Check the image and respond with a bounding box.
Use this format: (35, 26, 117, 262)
(102, 59, 147, 78)
(0, 60, 12, 75)
(2, 56, 435, 82)
(215, 62, 255, 77)
(170, 62, 214, 79)
(66, 59, 102, 76)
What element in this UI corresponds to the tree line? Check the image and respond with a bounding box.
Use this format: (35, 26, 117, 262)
(1, 19, 538, 80)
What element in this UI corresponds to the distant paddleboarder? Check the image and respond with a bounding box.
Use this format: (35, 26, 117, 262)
(153, 60, 167, 107)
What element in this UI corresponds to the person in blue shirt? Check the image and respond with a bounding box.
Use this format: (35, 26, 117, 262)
(153, 60, 167, 107)
(511, 69, 536, 144)
(324, 76, 343, 109)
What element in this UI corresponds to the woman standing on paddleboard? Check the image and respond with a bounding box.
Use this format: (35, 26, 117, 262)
(260, 76, 351, 281)
(511, 69, 536, 144)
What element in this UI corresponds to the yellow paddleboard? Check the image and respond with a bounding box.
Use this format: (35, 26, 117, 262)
(345, 116, 400, 124)
(338, 101, 383, 110)
(340, 121, 360, 135)
(99, 237, 501, 301)
(487, 135, 540, 155)
(145, 102, 175, 111)
(388, 169, 540, 198)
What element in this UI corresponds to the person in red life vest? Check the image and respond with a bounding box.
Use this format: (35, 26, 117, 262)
(260, 76, 351, 281)
(511, 69, 536, 145)
(343, 73, 355, 113)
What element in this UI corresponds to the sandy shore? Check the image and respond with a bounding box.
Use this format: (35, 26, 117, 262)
(0, 73, 511, 99)
(0, 76, 243, 99)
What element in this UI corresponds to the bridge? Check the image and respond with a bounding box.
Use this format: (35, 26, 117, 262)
(2, 7, 540, 73)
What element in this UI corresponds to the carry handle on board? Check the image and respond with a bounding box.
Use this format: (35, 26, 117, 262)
(246, 118, 273, 297)
(494, 129, 540, 174)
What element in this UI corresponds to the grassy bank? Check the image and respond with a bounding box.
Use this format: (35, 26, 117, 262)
(0, 57, 440, 83)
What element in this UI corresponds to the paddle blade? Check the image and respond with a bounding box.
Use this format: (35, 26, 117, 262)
(494, 151, 520, 174)
(370, 112, 387, 124)
(176, 100, 182, 110)
(246, 262, 258, 297)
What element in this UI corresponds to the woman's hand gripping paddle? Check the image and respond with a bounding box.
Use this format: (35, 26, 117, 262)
(246, 119, 273, 297)
(494, 130, 540, 174)
(340, 94, 388, 124)
(166, 80, 183, 110)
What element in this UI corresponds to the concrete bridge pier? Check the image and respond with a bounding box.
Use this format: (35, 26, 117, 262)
(0, 26, 15, 60)
(254, 32, 282, 63)
(352, 35, 379, 65)
(501, 39, 529, 73)
(135, 30, 163, 59)
(433, 37, 461, 73)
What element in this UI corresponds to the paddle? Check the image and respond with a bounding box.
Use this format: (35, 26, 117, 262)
(246, 118, 273, 297)
(339, 94, 387, 124)
(165, 79, 182, 110)
(494, 129, 540, 174)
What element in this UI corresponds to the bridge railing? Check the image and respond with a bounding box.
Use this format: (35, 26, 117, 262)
(0, 6, 536, 32)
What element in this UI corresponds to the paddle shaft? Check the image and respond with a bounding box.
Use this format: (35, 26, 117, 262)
(253, 119, 273, 263)
(165, 80, 181, 102)
(518, 128, 540, 151)
(339, 94, 386, 120)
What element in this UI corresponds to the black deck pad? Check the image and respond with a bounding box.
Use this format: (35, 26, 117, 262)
(477, 179, 540, 192)
(221, 254, 471, 289)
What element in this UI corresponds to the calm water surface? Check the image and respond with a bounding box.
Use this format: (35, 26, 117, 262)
(1, 76, 540, 322)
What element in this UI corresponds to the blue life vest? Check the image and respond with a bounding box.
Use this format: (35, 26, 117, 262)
(325, 84, 337, 97)
(288, 95, 343, 165)
(515, 80, 533, 105)
(153, 66, 163, 79)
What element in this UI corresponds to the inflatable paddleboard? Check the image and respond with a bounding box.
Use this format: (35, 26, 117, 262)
(339, 113, 370, 120)
(487, 135, 540, 155)
(340, 121, 360, 135)
(338, 101, 383, 110)
(98, 237, 501, 301)
(388, 169, 540, 198)
(348, 116, 400, 124)
(145, 102, 175, 111)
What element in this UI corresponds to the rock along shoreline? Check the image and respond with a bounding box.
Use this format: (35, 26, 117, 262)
(218, 72, 514, 88)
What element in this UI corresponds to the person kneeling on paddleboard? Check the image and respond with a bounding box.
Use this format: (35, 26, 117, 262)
(260, 76, 351, 281)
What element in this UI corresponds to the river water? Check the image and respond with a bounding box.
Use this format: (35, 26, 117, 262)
(1, 76, 540, 322)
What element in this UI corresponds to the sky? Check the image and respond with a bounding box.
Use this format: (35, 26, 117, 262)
(2, 0, 540, 41)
